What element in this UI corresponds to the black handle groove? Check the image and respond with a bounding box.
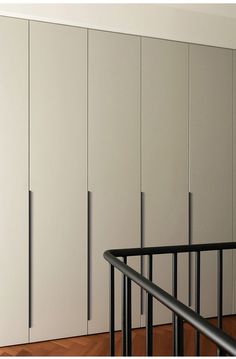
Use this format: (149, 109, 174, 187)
(140, 192, 144, 315)
(188, 192, 192, 307)
(29, 190, 32, 328)
(87, 191, 91, 321)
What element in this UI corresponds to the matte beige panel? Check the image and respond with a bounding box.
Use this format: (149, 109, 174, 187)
(189, 44, 233, 317)
(0, 16, 28, 346)
(88, 30, 140, 334)
(141, 38, 189, 325)
(30, 21, 87, 341)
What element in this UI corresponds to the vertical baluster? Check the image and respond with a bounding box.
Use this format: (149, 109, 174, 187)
(110, 265, 115, 356)
(140, 258, 144, 315)
(126, 278, 132, 356)
(172, 253, 178, 356)
(122, 257, 127, 356)
(217, 250, 223, 356)
(146, 254, 153, 356)
(195, 252, 201, 356)
(175, 316, 184, 356)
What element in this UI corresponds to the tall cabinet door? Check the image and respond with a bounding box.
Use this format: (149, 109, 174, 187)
(30, 22, 87, 341)
(88, 30, 140, 334)
(189, 45, 233, 317)
(0, 16, 28, 346)
(142, 38, 189, 325)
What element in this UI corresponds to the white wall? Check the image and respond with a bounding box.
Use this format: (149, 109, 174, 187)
(0, 4, 236, 49)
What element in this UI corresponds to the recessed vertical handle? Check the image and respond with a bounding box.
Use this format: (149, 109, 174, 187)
(87, 191, 91, 321)
(188, 192, 192, 307)
(140, 192, 144, 315)
(29, 190, 32, 328)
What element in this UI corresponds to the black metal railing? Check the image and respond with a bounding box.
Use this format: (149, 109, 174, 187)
(104, 242, 236, 356)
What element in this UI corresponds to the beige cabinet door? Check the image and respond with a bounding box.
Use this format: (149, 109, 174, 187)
(0, 16, 28, 347)
(30, 22, 87, 341)
(189, 44, 233, 317)
(88, 30, 140, 334)
(141, 38, 189, 325)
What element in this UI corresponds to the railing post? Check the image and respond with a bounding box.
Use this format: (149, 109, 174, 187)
(195, 252, 201, 356)
(172, 253, 178, 356)
(122, 257, 127, 356)
(146, 255, 153, 356)
(175, 316, 184, 356)
(126, 278, 132, 356)
(217, 250, 223, 356)
(110, 264, 115, 356)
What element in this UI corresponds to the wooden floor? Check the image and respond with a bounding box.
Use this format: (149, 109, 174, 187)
(0, 316, 235, 356)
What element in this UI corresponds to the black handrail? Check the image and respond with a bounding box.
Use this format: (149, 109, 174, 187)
(104, 241, 236, 356)
(106, 241, 236, 257)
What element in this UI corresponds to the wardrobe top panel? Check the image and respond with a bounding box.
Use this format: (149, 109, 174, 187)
(0, 14, 234, 51)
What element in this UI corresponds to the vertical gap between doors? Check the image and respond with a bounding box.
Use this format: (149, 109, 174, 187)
(187, 44, 192, 308)
(86, 28, 89, 335)
(139, 36, 143, 329)
(232, 50, 234, 314)
(28, 19, 31, 343)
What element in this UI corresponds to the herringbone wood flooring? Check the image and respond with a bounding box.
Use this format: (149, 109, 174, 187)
(0, 316, 235, 356)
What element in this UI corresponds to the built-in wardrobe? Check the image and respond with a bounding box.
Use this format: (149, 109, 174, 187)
(1, 15, 236, 346)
